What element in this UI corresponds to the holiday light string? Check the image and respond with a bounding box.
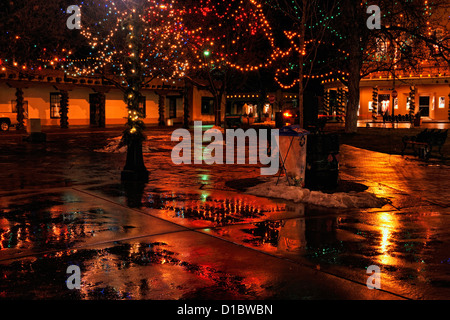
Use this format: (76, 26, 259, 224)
(276, 0, 449, 88)
(0, 0, 367, 83)
(0, 0, 448, 91)
(63, 0, 298, 79)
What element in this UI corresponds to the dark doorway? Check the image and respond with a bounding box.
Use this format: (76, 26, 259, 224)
(89, 93, 106, 127)
(168, 97, 177, 119)
(419, 96, 430, 117)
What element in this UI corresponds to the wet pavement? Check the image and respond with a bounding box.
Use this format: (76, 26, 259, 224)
(0, 126, 450, 300)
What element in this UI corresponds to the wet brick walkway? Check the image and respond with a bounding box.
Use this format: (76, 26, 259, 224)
(0, 127, 449, 300)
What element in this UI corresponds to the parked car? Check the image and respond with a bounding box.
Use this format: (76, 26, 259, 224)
(0, 113, 18, 131)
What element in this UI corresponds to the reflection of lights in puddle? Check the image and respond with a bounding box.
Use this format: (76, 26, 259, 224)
(376, 212, 398, 266)
(201, 192, 209, 202)
(230, 219, 306, 255)
(0, 228, 8, 249)
(144, 192, 285, 225)
(61, 192, 82, 203)
(0, 207, 114, 251)
(78, 241, 258, 299)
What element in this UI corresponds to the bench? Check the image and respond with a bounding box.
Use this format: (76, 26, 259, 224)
(306, 117, 328, 134)
(382, 114, 414, 123)
(318, 114, 345, 122)
(401, 129, 448, 160)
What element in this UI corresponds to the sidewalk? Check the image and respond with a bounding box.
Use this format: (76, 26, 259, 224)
(0, 127, 449, 300)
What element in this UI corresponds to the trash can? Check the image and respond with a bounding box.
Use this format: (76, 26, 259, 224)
(25, 118, 46, 143)
(278, 125, 310, 187)
(305, 133, 339, 190)
(27, 118, 41, 134)
(275, 112, 284, 128)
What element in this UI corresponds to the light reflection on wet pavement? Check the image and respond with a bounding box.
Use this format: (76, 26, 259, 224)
(0, 128, 449, 299)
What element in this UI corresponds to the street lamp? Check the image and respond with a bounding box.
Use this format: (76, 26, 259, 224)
(202, 49, 222, 127)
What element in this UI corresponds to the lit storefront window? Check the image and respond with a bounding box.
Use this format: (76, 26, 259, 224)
(439, 96, 445, 109)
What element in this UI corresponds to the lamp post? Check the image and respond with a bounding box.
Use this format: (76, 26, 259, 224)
(203, 49, 221, 127)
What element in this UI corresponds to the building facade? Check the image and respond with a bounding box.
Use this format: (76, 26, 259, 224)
(0, 69, 225, 130)
(322, 5, 450, 124)
(322, 70, 450, 123)
(359, 72, 450, 122)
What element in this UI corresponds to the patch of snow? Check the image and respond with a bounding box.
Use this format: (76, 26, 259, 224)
(94, 136, 126, 153)
(94, 136, 155, 153)
(245, 177, 388, 209)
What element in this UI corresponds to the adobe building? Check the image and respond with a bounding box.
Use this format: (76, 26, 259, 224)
(321, 6, 450, 125)
(0, 68, 225, 130)
(359, 71, 450, 122)
(323, 70, 450, 124)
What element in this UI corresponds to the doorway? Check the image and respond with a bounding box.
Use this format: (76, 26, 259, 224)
(89, 93, 105, 127)
(419, 96, 430, 117)
(168, 97, 177, 119)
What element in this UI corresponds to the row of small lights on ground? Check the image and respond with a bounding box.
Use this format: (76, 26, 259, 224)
(226, 94, 298, 99)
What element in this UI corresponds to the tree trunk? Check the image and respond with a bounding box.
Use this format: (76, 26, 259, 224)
(298, 55, 304, 128)
(257, 89, 266, 123)
(257, 70, 266, 123)
(344, 5, 362, 134)
(345, 56, 361, 134)
(217, 80, 226, 127)
(15, 88, 25, 130)
(298, 0, 307, 128)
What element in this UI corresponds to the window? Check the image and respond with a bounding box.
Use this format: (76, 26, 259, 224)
(378, 94, 390, 114)
(201, 97, 214, 115)
(439, 97, 445, 109)
(50, 92, 62, 119)
(139, 95, 146, 118)
(375, 37, 389, 60)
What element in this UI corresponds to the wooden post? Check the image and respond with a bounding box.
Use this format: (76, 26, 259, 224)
(158, 93, 165, 126)
(59, 90, 69, 129)
(15, 88, 25, 130)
